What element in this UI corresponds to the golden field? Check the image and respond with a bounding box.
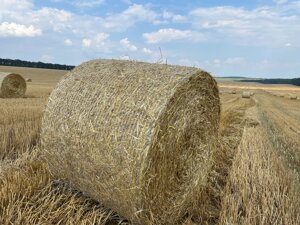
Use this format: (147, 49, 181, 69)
(0, 66, 299, 225)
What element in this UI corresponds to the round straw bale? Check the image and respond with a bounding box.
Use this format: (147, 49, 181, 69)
(290, 95, 297, 100)
(0, 72, 26, 98)
(26, 78, 32, 82)
(231, 89, 237, 94)
(242, 91, 251, 98)
(41, 59, 220, 224)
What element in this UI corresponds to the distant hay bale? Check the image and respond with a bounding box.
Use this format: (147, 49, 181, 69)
(0, 72, 26, 98)
(250, 91, 255, 96)
(231, 90, 237, 94)
(41, 59, 220, 224)
(279, 94, 284, 97)
(26, 78, 32, 82)
(290, 95, 297, 100)
(242, 91, 251, 98)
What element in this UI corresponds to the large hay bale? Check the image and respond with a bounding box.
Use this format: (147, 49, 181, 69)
(41, 59, 220, 224)
(0, 72, 26, 98)
(242, 91, 251, 98)
(290, 95, 297, 100)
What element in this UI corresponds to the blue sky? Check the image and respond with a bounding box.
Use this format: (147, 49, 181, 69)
(0, 0, 299, 78)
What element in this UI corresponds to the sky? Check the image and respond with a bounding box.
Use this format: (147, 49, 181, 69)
(0, 0, 299, 78)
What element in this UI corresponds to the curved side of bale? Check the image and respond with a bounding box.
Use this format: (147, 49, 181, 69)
(0, 72, 27, 98)
(41, 59, 220, 224)
(242, 91, 251, 98)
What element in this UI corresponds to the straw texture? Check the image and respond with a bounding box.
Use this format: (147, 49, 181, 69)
(41, 59, 220, 224)
(0, 72, 26, 98)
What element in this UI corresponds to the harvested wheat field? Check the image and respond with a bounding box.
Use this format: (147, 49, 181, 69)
(0, 64, 300, 225)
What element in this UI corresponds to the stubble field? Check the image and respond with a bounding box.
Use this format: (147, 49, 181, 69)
(0, 66, 299, 225)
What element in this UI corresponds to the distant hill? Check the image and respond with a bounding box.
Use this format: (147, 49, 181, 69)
(240, 78, 300, 86)
(0, 58, 75, 71)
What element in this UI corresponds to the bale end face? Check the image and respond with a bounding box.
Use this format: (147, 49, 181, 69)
(0, 72, 26, 98)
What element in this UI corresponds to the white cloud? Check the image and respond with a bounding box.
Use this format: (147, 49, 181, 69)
(164, 11, 187, 23)
(81, 33, 110, 50)
(0, 3, 158, 37)
(64, 39, 73, 46)
(285, 42, 292, 47)
(50, 0, 105, 8)
(172, 14, 187, 22)
(189, 5, 300, 47)
(142, 47, 153, 54)
(162, 10, 173, 19)
(82, 38, 92, 48)
(143, 28, 205, 43)
(0, 22, 42, 37)
(120, 38, 138, 51)
(30, 8, 73, 33)
(1, 0, 33, 12)
(154, 10, 187, 24)
(95, 32, 109, 44)
(103, 4, 158, 31)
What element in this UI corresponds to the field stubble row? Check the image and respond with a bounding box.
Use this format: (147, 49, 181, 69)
(0, 76, 299, 224)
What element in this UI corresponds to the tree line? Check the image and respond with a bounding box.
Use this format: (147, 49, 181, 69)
(240, 78, 300, 86)
(0, 58, 75, 70)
